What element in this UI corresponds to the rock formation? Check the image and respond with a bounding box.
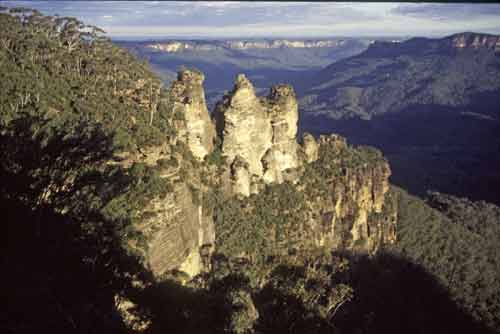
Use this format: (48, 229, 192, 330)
(312, 137, 397, 252)
(142, 183, 214, 278)
(214, 74, 273, 178)
(170, 69, 216, 161)
(214, 74, 301, 195)
(449, 32, 500, 52)
(126, 70, 397, 278)
(291, 134, 397, 254)
(147, 39, 343, 53)
(301, 133, 319, 163)
(262, 85, 300, 184)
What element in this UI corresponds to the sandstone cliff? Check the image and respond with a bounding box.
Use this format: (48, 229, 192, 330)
(147, 39, 343, 53)
(214, 74, 300, 195)
(170, 69, 216, 161)
(122, 70, 397, 279)
(301, 135, 397, 252)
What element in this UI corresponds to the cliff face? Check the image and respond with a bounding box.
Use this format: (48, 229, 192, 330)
(147, 39, 343, 53)
(127, 70, 397, 278)
(214, 74, 300, 195)
(449, 32, 500, 52)
(139, 182, 214, 278)
(262, 85, 300, 184)
(170, 69, 216, 161)
(215, 74, 273, 178)
(317, 139, 395, 252)
(296, 134, 396, 253)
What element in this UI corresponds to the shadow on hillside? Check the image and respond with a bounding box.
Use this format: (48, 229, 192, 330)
(300, 106, 500, 205)
(2, 115, 494, 333)
(333, 251, 495, 334)
(1, 115, 232, 334)
(2, 115, 136, 333)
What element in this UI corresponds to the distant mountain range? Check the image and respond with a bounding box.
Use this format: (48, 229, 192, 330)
(300, 32, 500, 120)
(146, 39, 349, 52)
(117, 37, 372, 109)
(299, 32, 500, 204)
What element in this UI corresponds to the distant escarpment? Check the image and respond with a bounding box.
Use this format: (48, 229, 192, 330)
(301, 32, 500, 120)
(146, 39, 345, 53)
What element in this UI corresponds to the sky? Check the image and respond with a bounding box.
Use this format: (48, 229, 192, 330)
(2, 1, 500, 39)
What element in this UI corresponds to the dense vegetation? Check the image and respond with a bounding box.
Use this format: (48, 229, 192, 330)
(1, 7, 184, 332)
(3, 8, 500, 334)
(392, 188, 500, 330)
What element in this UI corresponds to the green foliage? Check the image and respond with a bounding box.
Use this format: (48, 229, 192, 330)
(0, 9, 176, 152)
(301, 138, 386, 198)
(391, 187, 500, 331)
(157, 156, 178, 169)
(214, 182, 308, 267)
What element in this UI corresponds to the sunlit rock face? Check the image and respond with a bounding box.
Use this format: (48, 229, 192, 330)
(129, 70, 397, 278)
(139, 182, 214, 278)
(214, 74, 301, 195)
(230, 155, 252, 197)
(170, 69, 216, 161)
(301, 133, 319, 163)
(301, 135, 397, 254)
(262, 84, 300, 184)
(214, 74, 273, 178)
(449, 32, 500, 51)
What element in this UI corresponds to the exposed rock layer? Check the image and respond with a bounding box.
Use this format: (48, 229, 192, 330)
(170, 69, 216, 161)
(130, 70, 397, 277)
(296, 134, 396, 254)
(147, 39, 344, 53)
(214, 74, 300, 195)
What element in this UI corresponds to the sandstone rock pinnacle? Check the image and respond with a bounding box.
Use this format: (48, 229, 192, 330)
(170, 68, 216, 161)
(214, 74, 302, 195)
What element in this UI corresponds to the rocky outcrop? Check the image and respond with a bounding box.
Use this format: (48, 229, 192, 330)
(122, 69, 397, 278)
(135, 180, 214, 278)
(114, 142, 215, 279)
(214, 74, 273, 178)
(147, 39, 343, 53)
(214, 74, 301, 195)
(262, 85, 300, 184)
(170, 69, 216, 161)
(298, 134, 397, 254)
(230, 156, 252, 197)
(449, 32, 500, 52)
(301, 132, 319, 163)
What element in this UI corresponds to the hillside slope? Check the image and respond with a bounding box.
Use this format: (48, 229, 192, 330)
(300, 33, 500, 204)
(300, 32, 500, 120)
(2, 9, 400, 334)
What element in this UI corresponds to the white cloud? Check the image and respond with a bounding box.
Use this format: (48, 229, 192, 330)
(3, 1, 500, 37)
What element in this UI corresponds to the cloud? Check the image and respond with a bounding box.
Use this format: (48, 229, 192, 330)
(2, 1, 500, 38)
(393, 4, 500, 21)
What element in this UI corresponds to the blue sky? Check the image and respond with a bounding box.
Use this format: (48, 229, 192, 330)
(2, 1, 500, 38)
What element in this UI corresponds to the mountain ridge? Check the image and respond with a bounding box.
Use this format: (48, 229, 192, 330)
(300, 31, 500, 120)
